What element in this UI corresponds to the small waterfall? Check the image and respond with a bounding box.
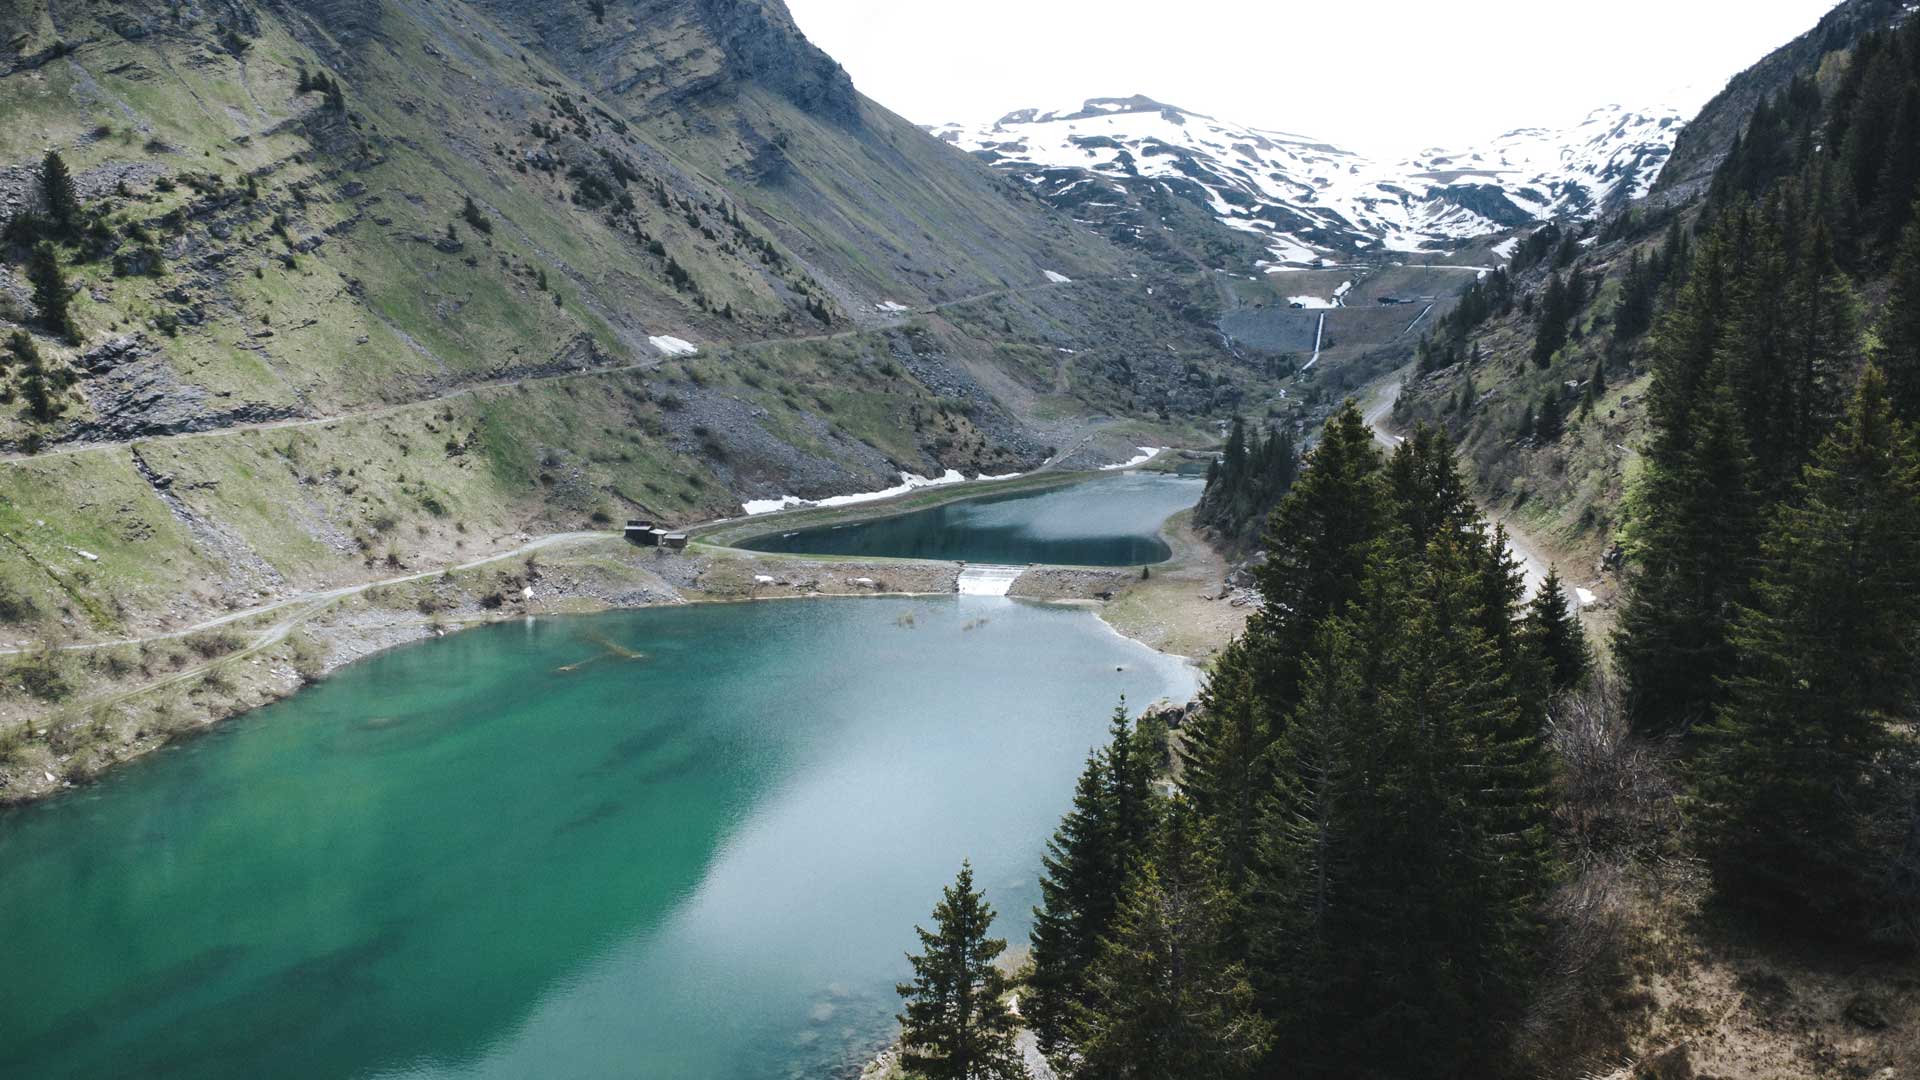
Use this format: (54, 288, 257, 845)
(956, 565, 1025, 596)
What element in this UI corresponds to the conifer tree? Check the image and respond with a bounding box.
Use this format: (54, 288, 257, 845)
(1334, 532, 1553, 1075)
(1615, 369, 1759, 734)
(897, 862, 1025, 1080)
(1616, 221, 1753, 734)
(1878, 205, 1920, 420)
(41, 150, 79, 234)
(1532, 272, 1572, 367)
(1641, 221, 1736, 458)
(1779, 215, 1859, 477)
(1195, 420, 1297, 546)
(26, 242, 76, 343)
(1250, 402, 1388, 720)
(1612, 248, 1657, 340)
(1069, 805, 1271, 1080)
(1026, 753, 1114, 1060)
(1183, 638, 1271, 890)
(1873, 84, 1920, 251)
(1245, 619, 1360, 1070)
(1103, 703, 1157, 864)
(1717, 200, 1798, 492)
(1026, 707, 1156, 1061)
(1580, 358, 1605, 417)
(1524, 567, 1589, 693)
(1386, 424, 1474, 553)
(1697, 367, 1920, 933)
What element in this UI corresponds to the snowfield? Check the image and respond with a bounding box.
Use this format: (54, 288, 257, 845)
(928, 97, 1681, 264)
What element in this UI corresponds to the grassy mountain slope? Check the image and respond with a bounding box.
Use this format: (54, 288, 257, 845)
(1392, 1, 1916, 608)
(0, 0, 1265, 666)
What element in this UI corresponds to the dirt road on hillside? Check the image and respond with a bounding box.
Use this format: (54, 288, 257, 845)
(1360, 371, 1559, 602)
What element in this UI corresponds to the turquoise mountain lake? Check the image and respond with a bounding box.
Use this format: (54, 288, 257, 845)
(0, 597, 1195, 1079)
(737, 471, 1205, 566)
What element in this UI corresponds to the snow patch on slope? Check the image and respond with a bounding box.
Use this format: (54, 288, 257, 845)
(649, 335, 699, 357)
(743, 469, 1023, 516)
(929, 97, 1681, 264)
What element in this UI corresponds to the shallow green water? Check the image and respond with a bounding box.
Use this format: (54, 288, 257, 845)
(0, 598, 1193, 1079)
(738, 472, 1205, 566)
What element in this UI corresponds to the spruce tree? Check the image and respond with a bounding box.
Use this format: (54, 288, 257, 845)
(1524, 566, 1589, 693)
(26, 242, 76, 343)
(1250, 402, 1388, 721)
(1026, 706, 1156, 1061)
(1327, 531, 1553, 1076)
(1068, 805, 1272, 1080)
(1780, 215, 1859, 478)
(1183, 637, 1271, 890)
(1245, 619, 1360, 1071)
(1717, 200, 1798, 493)
(1532, 272, 1571, 367)
(1616, 220, 1755, 735)
(1103, 703, 1157, 867)
(1386, 424, 1474, 553)
(1697, 367, 1920, 934)
(1873, 84, 1920, 252)
(41, 150, 79, 234)
(1026, 753, 1115, 1060)
(1879, 205, 1920, 420)
(1615, 369, 1759, 734)
(897, 862, 1025, 1080)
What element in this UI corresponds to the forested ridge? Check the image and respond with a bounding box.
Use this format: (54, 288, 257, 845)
(892, 10, 1920, 1078)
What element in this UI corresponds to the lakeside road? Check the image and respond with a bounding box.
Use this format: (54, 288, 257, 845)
(4, 459, 1109, 659)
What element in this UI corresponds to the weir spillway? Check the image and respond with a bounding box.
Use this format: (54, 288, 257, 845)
(956, 564, 1026, 596)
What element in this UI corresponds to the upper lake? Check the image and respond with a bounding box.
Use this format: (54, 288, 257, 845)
(735, 471, 1205, 566)
(0, 597, 1195, 1079)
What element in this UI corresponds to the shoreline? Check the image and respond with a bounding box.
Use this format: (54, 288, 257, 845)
(0, 464, 1235, 807)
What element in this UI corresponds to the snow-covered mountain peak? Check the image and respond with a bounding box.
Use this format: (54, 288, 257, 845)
(928, 97, 1683, 266)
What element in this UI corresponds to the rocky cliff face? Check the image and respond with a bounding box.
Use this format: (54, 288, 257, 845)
(448, 0, 858, 124)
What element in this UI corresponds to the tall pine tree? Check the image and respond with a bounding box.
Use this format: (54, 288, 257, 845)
(1026, 706, 1157, 1062)
(1696, 367, 1920, 935)
(1068, 804, 1272, 1080)
(1524, 566, 1589, 694)
(26, 242, 76, 343)
(897, 861, 1025, 1080)
(41, 150, 79, 235)
(1879, 204, 1920, 421)
(1249, 402, 1389, 724)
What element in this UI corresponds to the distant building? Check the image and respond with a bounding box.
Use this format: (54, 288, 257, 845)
(661, 532, 688, 550)
(626, 520, 658, 545)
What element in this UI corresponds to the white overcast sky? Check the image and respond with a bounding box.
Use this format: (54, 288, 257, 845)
(785, 0, 1840, 157)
